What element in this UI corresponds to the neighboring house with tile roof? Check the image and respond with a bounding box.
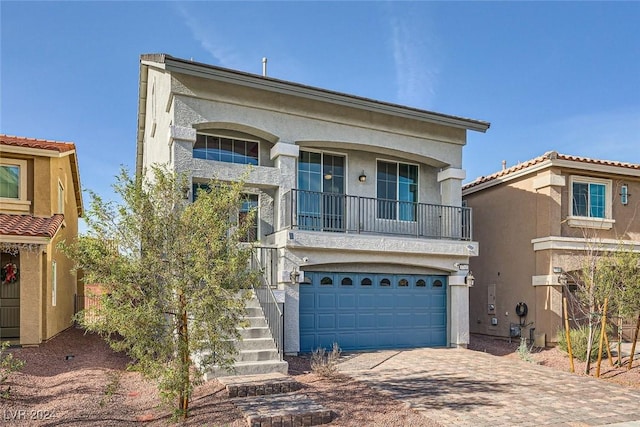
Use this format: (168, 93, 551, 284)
(463, 151, 640, 345)
(0, 134, 83, 345)
(136, 53, 490, 366)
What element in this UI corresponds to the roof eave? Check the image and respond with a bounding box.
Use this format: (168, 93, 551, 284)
(159, 54, 490, 133)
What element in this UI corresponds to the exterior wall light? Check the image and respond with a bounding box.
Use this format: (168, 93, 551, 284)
(465, 271, 475, 287)
(324, 171, 333, 180)
(621, 184, 629, 205)
(290, 268, 301, 284)
(358, 171, 367, 183)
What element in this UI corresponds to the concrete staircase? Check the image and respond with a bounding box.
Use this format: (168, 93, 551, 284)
(205, 294, 288, 379)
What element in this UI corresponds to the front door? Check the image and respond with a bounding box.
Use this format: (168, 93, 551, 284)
(298, 151, 345, 231)
(0, 255, 20, 339)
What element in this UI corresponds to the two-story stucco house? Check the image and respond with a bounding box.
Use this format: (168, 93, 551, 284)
(463, 151, 640, 345)
(136, 53, 489, 359)
(0, 134, 83, 345)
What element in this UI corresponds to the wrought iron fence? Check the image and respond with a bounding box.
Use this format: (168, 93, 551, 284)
(285, 189, 472, 240)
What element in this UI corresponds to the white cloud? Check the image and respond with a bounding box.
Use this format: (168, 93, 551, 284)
(173, 3, 243, 69)
(388, 11, 440, 109)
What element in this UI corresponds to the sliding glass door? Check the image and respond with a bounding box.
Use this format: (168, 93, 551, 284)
(298, 151, 345, 231)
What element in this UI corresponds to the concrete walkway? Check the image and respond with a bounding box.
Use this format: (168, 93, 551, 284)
(338, 348, 640, 427)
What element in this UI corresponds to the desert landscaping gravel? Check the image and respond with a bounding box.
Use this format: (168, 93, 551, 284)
(1, 327, 637, 426)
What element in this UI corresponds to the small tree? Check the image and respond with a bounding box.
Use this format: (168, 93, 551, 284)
(61, 166, 257, 419)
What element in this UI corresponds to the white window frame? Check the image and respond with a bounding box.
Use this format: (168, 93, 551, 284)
(52, 260, 57, 307)
(375, 158, 420, 222)
(567, 175, 614, 230)
(0, 158, 30, 213)
(194, 132, 261, 166)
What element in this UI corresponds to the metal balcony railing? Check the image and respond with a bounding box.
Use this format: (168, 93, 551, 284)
(284, 189, 472, 241)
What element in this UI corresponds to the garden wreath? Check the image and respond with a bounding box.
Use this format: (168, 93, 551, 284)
(1, 262, 19, 284)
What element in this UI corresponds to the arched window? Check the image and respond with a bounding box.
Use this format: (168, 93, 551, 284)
(320, 276, 333, 286)
(360, 278, 372, 286)
(433, 279, 443, 288)
(416, 279, 426, 287)
(380, 278, 391, 287)
(398, 278, 409, 287)
(341, 277, 353, 286)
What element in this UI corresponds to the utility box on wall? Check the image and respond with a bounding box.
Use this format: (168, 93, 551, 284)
(488, 284, 496, 314)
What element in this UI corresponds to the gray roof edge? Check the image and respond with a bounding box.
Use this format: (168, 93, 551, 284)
(140, 53, 490, 133)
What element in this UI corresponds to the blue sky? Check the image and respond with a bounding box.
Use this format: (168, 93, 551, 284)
(2, 1, 639, 206)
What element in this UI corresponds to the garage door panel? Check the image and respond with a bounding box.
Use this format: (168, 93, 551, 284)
(317, 294, 336, 309)
(376, 312, 394, 328)
(338, 294, 356, 309)
(300, 272, 447, 351)
(357, 313, 376, 328)
(317, 313, 336, 329)
(337, 313, 356, 329)
(358, 294, 375, 308)
(394, 294, 415, 309)
(395, 312, 413, 328)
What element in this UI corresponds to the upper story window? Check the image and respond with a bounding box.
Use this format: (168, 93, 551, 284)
(568, 176, 613, 229)
(194, 134, 258, 165)
(377, 160, 418, 221)
(0, 158, 29, 213)
(0, 164, 19, 199)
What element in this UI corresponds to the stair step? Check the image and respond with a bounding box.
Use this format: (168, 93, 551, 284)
(239, 327, 272, 339)
(218, 373, 302, 398)
(233, 393, 333, 426)
(244, 306, 264, 317)
(238, 349, 280, 362)
(206, 360, 289, 379)
(242, 316, 267, 328)
(236, 337, 278, 351)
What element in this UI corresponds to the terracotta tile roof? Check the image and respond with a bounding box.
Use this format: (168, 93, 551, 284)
(0, 214, 65, 238)
(0, 134, 76, 153)
(464, 151, 640, 191)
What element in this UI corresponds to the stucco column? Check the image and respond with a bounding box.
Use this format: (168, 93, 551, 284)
(449, 272, 470, 348)
(169, 125, 197, 183)
(437, 167, 465, 207)
(19, 247, 43, 345)
(283, 282, 300, 355)
(270, 142, 299, 231)
(437, 168, 466, 239)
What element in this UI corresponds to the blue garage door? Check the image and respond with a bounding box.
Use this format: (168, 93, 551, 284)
(299, 272, 447, 352)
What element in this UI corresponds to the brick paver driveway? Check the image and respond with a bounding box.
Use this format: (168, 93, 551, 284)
(338, 348, 640, 427)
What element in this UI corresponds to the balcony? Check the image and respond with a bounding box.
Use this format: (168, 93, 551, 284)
(283, 189, 472, 241)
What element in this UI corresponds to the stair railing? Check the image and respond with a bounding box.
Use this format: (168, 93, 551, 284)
(250, 247, 283, 360)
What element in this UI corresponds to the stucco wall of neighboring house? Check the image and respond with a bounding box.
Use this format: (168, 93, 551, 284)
(43, 155, 79, 340)
(18, 249, 43, 345)
(558, 170, 640, 240)
(466, 173, 539, 340)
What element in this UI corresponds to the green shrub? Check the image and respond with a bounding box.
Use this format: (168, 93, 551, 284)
(1, 341, 25, 398)
(557, 325, 608, 362)
(517, 337, 536, 363)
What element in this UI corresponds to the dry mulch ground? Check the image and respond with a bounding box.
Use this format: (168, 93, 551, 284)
(1, 328, 638, 426)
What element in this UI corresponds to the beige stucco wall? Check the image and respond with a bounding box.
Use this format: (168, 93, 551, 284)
(466, 172, 540, 340)
(2, 149, 80, 345)
(466, 164, 640, 345)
